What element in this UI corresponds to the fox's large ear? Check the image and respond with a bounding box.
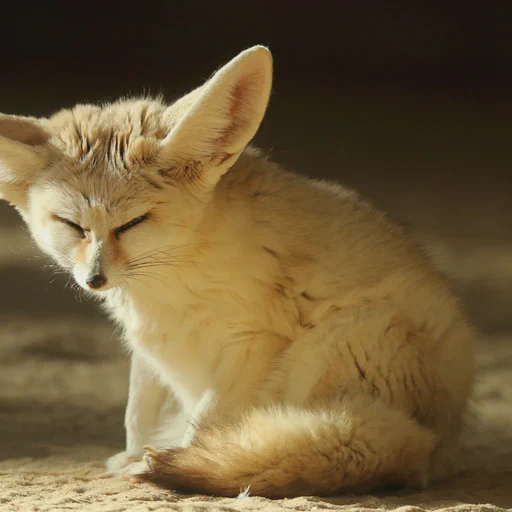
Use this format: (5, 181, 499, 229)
(0, 114, 50, 206)
(158, 46, 272, 185)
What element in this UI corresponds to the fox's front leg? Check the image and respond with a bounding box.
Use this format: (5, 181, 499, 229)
(103, 351, 168, 476)
(183, 332, 291, 444)
(139, 333, 290, 478)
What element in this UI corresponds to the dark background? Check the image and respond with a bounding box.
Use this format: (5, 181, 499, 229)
(0, 1, 511, 332)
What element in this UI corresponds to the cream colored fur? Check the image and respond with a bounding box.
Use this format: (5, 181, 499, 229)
(0, 46, 474, 498)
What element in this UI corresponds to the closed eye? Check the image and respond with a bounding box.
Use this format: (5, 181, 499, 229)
(55, 216, 87, 239)
(115, 213, 149, 238)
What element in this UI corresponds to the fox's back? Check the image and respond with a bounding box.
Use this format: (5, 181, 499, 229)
(215, 148, 473, 389)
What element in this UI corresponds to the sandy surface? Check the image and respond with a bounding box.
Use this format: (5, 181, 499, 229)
(1, 215, 512, 511)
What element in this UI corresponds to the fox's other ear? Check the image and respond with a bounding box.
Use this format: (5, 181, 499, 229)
(158, 46, 273, 185)
(0, 114, 50, 206)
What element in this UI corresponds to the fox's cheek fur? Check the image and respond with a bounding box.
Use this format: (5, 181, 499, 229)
(72, 238, 90, 270)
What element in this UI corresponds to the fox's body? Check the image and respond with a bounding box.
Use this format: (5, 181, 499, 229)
(0, 47, 473, 498)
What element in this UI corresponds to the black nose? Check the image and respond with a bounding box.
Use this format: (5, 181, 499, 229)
(86, 274, 107, 289)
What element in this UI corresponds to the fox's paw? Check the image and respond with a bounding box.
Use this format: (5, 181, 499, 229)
(117, 446, 161, 483)
(120, 459, 151, 483)
(99, 450, 144, 478)
(140, 445, 176, 479)
(143, 444, 168, 468)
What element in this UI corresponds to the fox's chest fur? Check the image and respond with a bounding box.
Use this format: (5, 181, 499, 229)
(104, 239, 308, 410)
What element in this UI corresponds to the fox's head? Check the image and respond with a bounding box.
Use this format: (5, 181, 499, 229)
(0, 47, 272, 292)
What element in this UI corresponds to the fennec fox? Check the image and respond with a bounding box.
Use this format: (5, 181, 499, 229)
(0, 47, 473, 498)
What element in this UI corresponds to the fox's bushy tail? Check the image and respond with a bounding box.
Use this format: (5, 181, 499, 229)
(142, 396, 438, 498)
